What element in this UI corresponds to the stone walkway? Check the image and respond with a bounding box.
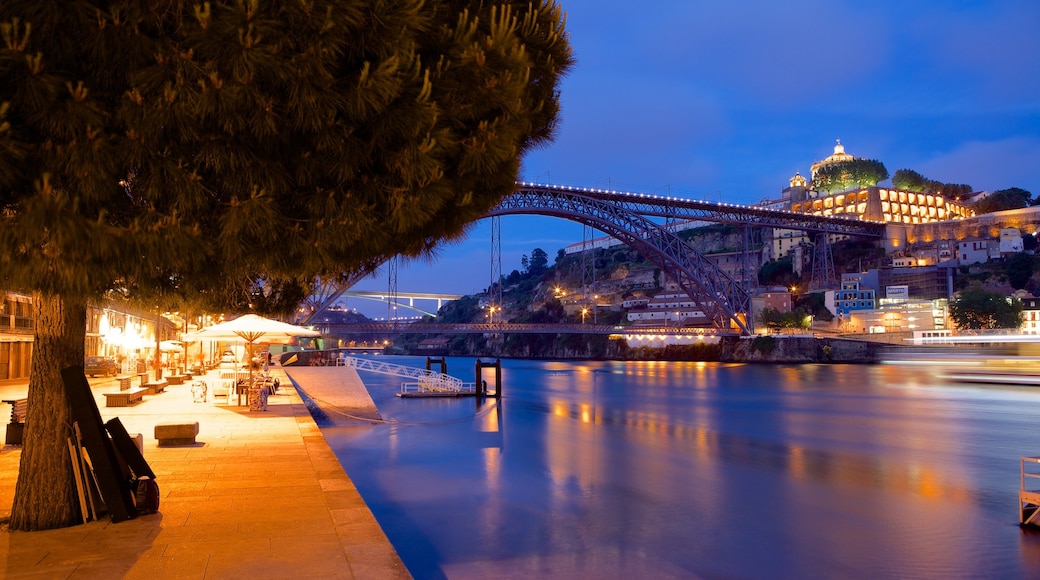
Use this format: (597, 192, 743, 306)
(0, 365, 409, 579)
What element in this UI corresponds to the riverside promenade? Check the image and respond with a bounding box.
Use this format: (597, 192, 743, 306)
(0, 364, 409, 579)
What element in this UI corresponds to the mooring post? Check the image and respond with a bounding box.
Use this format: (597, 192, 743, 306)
(475, 359, 502, 398)
(426, 356, 446, 375)
(494, 359, 502, 398)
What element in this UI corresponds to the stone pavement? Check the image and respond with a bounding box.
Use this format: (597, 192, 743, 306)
(0, 365, 410, 579)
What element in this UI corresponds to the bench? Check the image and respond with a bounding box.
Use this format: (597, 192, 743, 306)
(154, 422, 199, 446)
(3, 398, 27, 445)
(169, 373, 192, 385)
(116, 375, 133, 391)
(104, 388, 146, 407)
(142, 380, 167, 395)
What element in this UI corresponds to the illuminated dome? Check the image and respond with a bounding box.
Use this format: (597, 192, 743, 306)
(790, 172, 807, 188)
(810, 139, 856, 178)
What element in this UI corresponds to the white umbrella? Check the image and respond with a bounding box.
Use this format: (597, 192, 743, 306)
(185, 314, 320, 404)
(185, 314, 320, 345)
(159, 340, 184, 353)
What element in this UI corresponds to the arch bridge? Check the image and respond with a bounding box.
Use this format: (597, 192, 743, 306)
(303, 183, 885, 335)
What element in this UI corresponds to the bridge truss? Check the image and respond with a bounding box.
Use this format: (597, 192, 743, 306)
(302, 182, 887, 335)
(490, 188, 755, 334)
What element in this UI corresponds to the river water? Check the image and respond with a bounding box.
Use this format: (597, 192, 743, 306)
(312, 356, 1040, 579)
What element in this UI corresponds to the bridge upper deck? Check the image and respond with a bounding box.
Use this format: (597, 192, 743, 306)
(507, 183, 886, 238)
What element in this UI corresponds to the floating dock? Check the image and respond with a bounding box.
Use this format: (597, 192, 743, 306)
(1020, 456, 1040, 526)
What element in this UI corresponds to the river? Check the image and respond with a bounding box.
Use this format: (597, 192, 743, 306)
(313, 356, 1040, 579)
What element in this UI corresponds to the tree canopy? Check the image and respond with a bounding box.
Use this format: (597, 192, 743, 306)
(2, 0, 572, 308)
(811, 159, 889, 193)
(1006, 252, 1036, 291)
(0, 0, 572, 531)
(973, 187, 1034, 214)
(948, 284, 1022, 330)
(758, 307, 810, 332)
(890, 168, 974, 200)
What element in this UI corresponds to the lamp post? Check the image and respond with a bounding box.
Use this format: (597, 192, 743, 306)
(580, 307, 589, 325)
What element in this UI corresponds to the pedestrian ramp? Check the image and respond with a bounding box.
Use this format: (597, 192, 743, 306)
(341, 356, 473, 396)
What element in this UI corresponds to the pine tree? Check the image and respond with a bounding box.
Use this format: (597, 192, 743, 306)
(0, 0, 571, 531)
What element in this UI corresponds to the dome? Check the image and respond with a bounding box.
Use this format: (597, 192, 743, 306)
(810, 139, 856, 177)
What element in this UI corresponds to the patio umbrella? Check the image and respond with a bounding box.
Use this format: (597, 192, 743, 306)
(184, 314, 320, 403)
(159, 340, 184, 353)
(185, 314, 319, 352)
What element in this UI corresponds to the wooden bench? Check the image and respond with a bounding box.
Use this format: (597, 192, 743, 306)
(155, 422, 199, 446)
(142, 380, 167, 395)
(3, 398, 27, 445)
(166, 374, 191, 385)
(104, 388, 146, 407)
(116, 375, 133, 391)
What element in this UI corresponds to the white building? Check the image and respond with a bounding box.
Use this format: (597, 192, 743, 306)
(626, 292, 708, 326)
(999, 227, 1024, 254)
(957, 239, 1000, 266)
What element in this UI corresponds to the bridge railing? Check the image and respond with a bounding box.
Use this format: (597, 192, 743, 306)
(343, 355, 463, 391)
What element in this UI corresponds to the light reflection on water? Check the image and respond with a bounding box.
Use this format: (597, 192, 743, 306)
(314, 357, 1040, 579)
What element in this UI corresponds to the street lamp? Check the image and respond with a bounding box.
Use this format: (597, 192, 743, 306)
(580, 307, 589, 325)
(488, 305, 500, 324)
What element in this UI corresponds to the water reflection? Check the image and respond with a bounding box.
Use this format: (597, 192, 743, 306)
(318, 358, 1040, 579)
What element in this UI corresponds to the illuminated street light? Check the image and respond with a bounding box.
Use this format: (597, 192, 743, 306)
(488, 305, 501, 324)
(581, 307, 589, 324)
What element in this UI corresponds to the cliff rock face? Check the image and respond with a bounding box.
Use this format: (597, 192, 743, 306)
(720, 336, 884, 363)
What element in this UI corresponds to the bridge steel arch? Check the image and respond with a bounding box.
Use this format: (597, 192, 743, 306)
(301, 183, 886, 331)
(513, 183, 887, 237)
(488, 189, 754, 335)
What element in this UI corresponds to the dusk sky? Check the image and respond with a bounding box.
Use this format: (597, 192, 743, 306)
(350, 0, 1040, 317)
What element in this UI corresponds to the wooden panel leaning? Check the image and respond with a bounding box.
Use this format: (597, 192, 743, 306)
(3, 398, 27, 445)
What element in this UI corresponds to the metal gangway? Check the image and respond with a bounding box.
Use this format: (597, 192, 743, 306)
(340, 356, 472, 396)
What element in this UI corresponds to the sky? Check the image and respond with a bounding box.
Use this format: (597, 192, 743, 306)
(349, 0, 1040, 317)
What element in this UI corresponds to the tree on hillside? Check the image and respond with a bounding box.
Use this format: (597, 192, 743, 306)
(811, 159, 889, 193)
(892, 169, 930, 192)
(889, 169, 975, 200)
(973, 187, 1033, 214)
(938, 183, 975, 200)
(529, 247, 549, 274)
(1006, 252, 1036, 290)
(948, 285, 1022, 330)
(0, 0, 571, 531)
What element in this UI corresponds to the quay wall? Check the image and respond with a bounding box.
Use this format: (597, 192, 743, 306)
(720, 336, 888, 363)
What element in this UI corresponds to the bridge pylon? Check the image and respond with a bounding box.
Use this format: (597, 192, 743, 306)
(810, 233, 837, 291)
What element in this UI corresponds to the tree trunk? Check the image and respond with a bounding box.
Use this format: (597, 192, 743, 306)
(8, 293, 86, 531)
